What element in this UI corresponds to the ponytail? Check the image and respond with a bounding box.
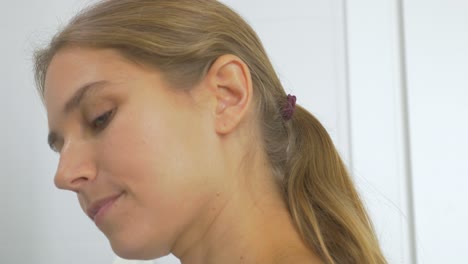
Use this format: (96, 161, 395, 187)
(284, 105, 387, 264)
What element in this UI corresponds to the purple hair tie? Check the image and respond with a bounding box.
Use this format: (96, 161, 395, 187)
(282, 94, 297, 121)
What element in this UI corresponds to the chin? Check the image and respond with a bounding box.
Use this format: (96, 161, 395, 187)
(109, 236, 171, 261)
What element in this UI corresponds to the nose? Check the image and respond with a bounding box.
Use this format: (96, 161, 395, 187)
(54, 138, 97, 192)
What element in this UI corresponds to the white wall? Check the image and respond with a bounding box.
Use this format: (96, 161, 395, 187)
(345, 0, 417, 262)
(404, 1, 468, 263)
(346, 0, 468, 263)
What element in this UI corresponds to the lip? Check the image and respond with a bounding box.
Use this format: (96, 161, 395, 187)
(86, 193, 122, 223)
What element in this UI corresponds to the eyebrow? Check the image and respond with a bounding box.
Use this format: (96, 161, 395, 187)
(47, 80, 110, 151)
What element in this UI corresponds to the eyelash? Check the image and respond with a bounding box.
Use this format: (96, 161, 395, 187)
(91, 109, 115, 131)
(49, 109, 115, 153)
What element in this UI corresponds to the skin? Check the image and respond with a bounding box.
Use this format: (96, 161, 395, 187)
(44, 46, 322, 264)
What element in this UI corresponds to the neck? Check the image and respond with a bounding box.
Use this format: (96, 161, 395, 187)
(171, 151, 320, 264)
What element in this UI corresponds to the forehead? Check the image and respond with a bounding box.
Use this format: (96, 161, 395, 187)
(44, 47, 126, 109)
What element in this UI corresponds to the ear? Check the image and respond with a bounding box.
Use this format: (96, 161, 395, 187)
(204, 54, 253, 135)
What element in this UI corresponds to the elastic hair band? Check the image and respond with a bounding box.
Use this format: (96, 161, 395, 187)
(282, 94, 296, 121)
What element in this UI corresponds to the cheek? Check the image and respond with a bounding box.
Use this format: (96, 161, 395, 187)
(95, 101, 222, 257)
(99, 103, 216, 216)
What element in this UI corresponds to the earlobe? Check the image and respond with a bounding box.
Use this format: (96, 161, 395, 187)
(205, 55, 253, 135)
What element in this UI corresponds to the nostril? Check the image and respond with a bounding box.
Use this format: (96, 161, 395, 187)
(54, 167, 93, 191)
(72, 176, 89, 185)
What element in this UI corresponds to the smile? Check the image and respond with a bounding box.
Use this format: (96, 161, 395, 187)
(87, 192, 123, 224)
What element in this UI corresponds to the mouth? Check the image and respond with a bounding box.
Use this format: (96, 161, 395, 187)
(87, 192, 123, 222)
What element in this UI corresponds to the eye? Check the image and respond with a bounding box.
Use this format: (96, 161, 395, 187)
(48, 134, 63, 154)
(91, 109, 115, 131)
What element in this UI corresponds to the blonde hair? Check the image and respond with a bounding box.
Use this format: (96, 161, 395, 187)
(34, 1, 387, 263)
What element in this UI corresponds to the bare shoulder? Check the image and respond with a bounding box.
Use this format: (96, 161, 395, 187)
(286, 256, 323, 264)
(273, 252, 324, 264)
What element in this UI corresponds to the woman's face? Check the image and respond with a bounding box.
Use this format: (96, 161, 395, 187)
(44, 46, 223, 259)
